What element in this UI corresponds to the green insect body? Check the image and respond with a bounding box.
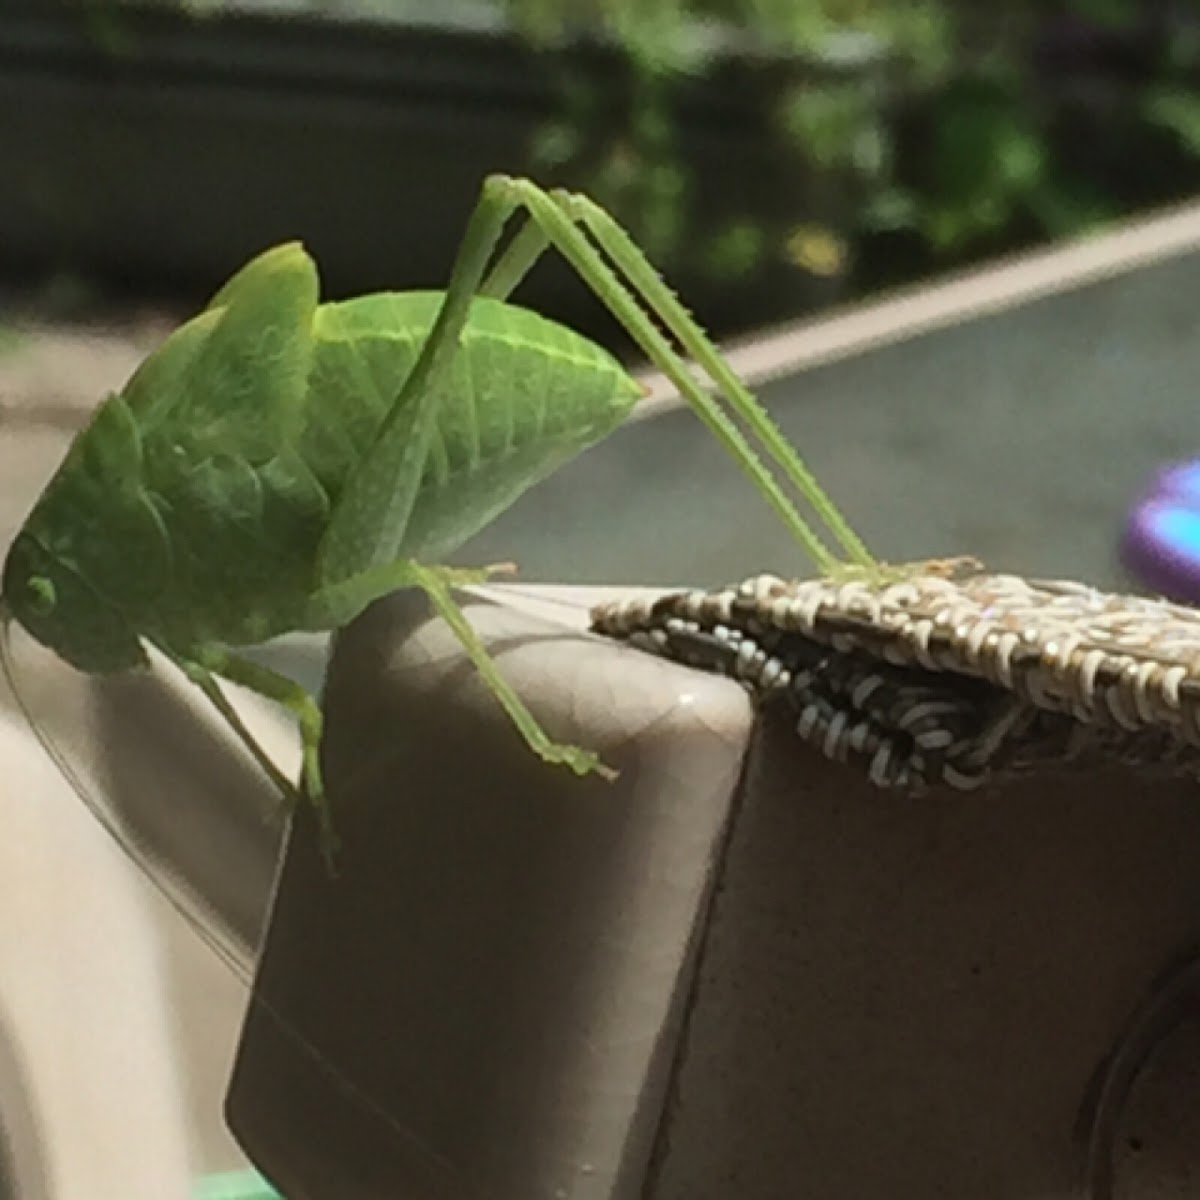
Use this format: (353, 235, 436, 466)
(2, 174, 867, 865)
(6, 265, 635, 661)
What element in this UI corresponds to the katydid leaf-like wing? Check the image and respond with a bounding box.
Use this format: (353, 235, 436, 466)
(400, 298, 641, 562)
(310, 294, 445, 586)
(310, 293, 641, 585)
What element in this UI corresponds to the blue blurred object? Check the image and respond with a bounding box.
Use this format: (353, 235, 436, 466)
(1122, 460, 1200, 601)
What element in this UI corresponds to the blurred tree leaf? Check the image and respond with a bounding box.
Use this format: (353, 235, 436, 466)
(701, 219, 767, 279)
(917, 80, 1046, 249)
(1027, 173, 1119, 238)
(1142, 86, 1200, 157)
(1068, 0, 1140, 30)
(859, 186, 919, 233)
(777, 79, 879, 171)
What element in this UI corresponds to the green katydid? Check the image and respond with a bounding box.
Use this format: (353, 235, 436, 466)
(0, 174, 872, 866)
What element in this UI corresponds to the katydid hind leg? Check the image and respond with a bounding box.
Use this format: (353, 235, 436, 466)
(479, 175, 867, 574)
(569, 191, 873, 569)
(322, 171, 862, 587)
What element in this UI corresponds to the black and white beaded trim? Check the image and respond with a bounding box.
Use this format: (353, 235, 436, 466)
(590, 565, 1200, 790)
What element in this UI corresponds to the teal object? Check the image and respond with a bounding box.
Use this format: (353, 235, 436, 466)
(194, 1170, 282, 1200)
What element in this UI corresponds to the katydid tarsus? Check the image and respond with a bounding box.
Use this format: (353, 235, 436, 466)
(0, 174, 872, 867)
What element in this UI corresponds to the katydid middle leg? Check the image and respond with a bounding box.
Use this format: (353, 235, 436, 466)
(309, 559, 613, 781)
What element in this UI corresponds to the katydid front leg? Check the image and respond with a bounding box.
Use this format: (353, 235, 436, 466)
(171, 645, 335, 868)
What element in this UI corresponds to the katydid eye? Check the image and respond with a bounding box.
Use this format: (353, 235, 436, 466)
(26, 575, 56, 617)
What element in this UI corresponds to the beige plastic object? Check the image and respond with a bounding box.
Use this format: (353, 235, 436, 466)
(0, 709, 195, 1199)
(227, 584, 754, 1200)
(227, 584, 1200, 1200)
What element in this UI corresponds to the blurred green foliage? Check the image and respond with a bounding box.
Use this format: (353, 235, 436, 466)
(53, 0, 1200, 311)
(498, 0, 1200, 297)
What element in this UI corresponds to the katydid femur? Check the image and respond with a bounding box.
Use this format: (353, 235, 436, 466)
(1, 174, 871, 863)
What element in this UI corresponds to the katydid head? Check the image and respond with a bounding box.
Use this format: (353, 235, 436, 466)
(2, 531, 147, 674)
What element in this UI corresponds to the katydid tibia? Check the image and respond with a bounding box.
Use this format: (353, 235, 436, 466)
(0, 174, 871, 866)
